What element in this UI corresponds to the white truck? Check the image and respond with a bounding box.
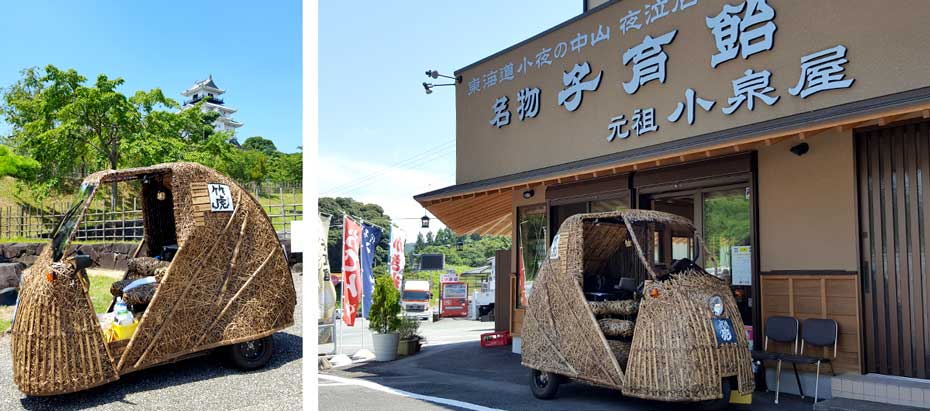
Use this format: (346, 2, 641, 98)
(401, 280, 432, 321)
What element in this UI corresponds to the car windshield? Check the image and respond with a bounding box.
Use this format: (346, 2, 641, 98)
(402, 291, 429, 301)
(50, 182, 96, 261)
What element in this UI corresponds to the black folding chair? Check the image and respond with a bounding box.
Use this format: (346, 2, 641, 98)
(750, 315, 802, 404)
(780, 318, 838, 408)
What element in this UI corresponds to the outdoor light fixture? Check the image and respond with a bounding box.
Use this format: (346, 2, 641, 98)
(708, 295, 724, 316)
(422, 69, 462, 95)
(790, 142, 810, 156)
(422, 82, 456, 95)
(523, 189, 535, 199)
(421, 214, 430, 228)
(425, 69, 463, 83)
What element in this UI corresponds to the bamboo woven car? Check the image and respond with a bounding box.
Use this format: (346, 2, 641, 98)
(9, 162, 297, 396)
(523, 210, 754, 408)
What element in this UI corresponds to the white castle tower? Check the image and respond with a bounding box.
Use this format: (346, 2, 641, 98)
(181, 74, 243, 132)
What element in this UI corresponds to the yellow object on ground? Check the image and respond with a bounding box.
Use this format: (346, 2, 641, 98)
(730, 390, 752, 404)
(112, 321, 138, 341)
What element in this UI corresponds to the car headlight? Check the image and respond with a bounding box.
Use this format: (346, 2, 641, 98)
(709, 295, 724, 316)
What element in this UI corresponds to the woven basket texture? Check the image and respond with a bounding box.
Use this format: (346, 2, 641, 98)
(11, 163, 296, 395)
(521, 210, 753, 401)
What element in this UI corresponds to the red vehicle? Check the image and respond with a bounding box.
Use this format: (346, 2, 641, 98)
(440, 281, 468, 318)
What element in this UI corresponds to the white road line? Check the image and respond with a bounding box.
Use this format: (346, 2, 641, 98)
(318, 382, 353, 387)
(318, 374, 506, 411)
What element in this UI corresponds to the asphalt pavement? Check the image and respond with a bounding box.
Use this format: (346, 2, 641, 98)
(0, 271, 303, 411)
(320, 318, 814, 411)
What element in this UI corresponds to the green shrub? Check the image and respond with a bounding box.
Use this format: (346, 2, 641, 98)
(368, 275, 400, 334)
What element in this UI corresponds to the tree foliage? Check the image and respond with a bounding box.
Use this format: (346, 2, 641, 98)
(241, 136, 278, 156)
(0, 145, 40, 180)
(0, 65, 302, 194)
(318, 197, 512, 274)
(319, 197, 393, 273)
(413, 226, 511, 268)
(703, 192, 751, 268)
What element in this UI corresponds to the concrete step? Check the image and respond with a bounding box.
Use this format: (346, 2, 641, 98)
(832, 373, 930, 409)
(815, 397, 930, 411)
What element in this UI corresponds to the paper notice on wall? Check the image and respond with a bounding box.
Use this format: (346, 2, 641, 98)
(731, 246, 752, 286)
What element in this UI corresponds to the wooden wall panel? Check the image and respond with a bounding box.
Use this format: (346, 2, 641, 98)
(494, 250, 512, 333)
(760, 275, 862, 373)
(512, 308, 525, 337)
(857, 120, 930, 378)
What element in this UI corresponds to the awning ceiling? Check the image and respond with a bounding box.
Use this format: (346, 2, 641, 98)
(422, 190, 513, 237)
(417, 90, 930, 237)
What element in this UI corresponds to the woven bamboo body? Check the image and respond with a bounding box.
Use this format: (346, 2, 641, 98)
(623, 273, 754, 401)
(10, 163, 297, 396)
(521, 210, 754, 402)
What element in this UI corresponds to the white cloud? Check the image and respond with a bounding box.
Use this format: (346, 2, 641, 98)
(317, 154, 455, 239)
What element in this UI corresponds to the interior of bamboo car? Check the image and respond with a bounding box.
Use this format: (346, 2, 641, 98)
(76, 173, 180, 355)
(581, 217, 703, 371)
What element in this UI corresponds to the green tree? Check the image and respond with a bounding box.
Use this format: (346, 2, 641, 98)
(268, 151, 302, 184)
(319, 197, 392, 272)
(241, 136, 278, 156)
(414, 232, 425, 252)
(226, 149, 271, 183)
(1, 65, 216, 201)
(0, 145, 40, 180)
(434, 227, 456, 246)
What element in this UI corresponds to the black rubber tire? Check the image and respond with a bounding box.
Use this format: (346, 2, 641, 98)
(529, 369, 563, 400)
(697, 378, 732, 411)
(226, 335, 275, 371)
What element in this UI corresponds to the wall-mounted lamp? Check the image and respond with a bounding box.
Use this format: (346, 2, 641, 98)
(790, 142, 810, 156)
(522, 189, 535, 199)
(422, 69, 462, 95)
(425, 70, 461, 82)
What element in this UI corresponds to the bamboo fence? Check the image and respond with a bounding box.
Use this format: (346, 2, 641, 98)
(0, 182, 301, 241)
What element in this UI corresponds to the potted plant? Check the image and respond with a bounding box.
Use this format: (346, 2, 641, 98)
(396, 317, 420, 356)
(368, 275, 401, 361)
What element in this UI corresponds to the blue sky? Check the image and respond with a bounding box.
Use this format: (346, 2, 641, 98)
(320, 1, 580, 235)
(0, 1, 302, 152)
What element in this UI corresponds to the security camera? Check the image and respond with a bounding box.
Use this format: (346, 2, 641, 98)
(790, 142, 810, 156)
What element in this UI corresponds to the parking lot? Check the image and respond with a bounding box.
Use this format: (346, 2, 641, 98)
(320, 318, 812, 411)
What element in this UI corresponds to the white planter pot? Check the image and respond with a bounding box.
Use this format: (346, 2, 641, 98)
(372, 332, 399, 361)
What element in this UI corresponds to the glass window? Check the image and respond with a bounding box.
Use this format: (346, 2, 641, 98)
(590, 192, 630, 212)
(517, 206, 546, 307)
(550, 202, 587, 240)
(671, 235, 694, 261)
(51, 182, 96, 261)
(703, 186, 752, 324)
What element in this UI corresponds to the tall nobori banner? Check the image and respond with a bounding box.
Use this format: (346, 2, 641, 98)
(341, 216, 362, 327)
(388, 227, 406, 289)
(360, 222, 383, 318)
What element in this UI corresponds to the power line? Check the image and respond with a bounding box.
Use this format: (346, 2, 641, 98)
(322, 143, 455, 196)
(323, 149, 455, 197)
(321, 139, 454, 194)
(321, 138, 454, 195)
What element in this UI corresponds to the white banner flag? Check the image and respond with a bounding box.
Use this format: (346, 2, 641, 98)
(388, 227, 406, 289)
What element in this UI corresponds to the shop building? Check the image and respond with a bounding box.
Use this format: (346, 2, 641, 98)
(415, 0, 930, 406)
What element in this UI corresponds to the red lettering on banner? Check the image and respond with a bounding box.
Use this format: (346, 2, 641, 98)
(342, 217, 363, 326)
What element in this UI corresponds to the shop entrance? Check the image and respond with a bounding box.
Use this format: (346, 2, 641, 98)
(643, 184, 755, 326)
(856, 119, 930, 378)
